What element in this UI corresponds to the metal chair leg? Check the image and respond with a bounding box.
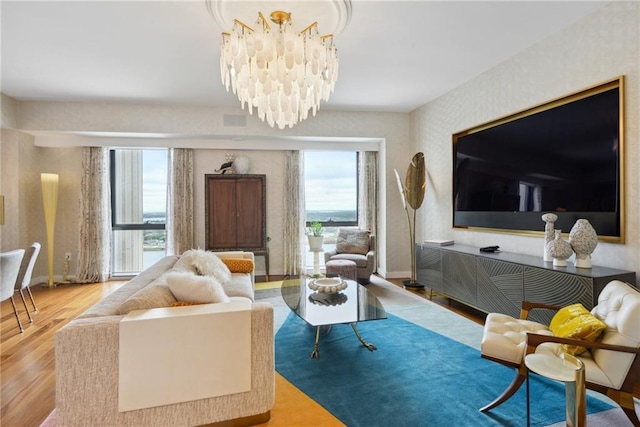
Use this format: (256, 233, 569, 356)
(25, 286, 38, 311)
(9, 296, 24, 333)
(17, 290, 33, 323)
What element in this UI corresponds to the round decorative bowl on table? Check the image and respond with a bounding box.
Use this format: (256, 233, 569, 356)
(308, 277, 348, 293)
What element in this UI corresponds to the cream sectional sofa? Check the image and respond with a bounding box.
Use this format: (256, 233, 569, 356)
(55, 251, 274, 427)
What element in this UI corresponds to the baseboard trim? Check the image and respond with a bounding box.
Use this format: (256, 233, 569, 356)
(381, 270, 411, 279)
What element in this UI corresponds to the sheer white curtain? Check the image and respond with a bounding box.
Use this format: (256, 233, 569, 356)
(283, 150, 305, 275)
(166, 148, 194, 255)
(76, 147, 112, 283)
(358, 151, 378, 237)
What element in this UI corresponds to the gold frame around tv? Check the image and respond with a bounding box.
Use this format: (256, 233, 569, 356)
(452, 76, 625, 243)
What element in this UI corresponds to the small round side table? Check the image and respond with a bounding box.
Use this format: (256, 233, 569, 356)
(310, 248, 324, 276)
(525, 353, 586, 427)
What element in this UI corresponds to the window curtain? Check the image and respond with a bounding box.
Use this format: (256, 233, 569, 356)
(166, 148, 194, 256)
(76, 147, 112, 283)
(358, 151, 378, 237)
(283, 150, 305, 275)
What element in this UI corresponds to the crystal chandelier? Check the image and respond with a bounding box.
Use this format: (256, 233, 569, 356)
(220, 11, 338, 129)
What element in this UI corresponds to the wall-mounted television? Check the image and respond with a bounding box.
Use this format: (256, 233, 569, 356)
(452, 77, 624, 242)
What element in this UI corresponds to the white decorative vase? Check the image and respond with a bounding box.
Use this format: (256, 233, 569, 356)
(233, 155, 250, 174)
(307, 235, 324, 251)
(541, 213, 558, 262)
(569, 219, 597, 269)
(546, 229, 573, 267)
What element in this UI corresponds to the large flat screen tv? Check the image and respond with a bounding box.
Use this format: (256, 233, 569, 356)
(452, 77, 624, 242)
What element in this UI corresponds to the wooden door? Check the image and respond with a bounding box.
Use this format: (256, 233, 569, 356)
(235, 177, 265, 249)
(207, 177, 237, 249)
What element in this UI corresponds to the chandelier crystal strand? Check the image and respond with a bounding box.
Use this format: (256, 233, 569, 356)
(220, 11, 338, 129)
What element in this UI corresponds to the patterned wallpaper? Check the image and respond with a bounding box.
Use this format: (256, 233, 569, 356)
(0, 127, 83, 282)
(411, 1, 639, 275)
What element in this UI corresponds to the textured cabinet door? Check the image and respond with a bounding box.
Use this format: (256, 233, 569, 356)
(476, 258, 523, 318)
(205, 175, 266, 251)
(442, 251, 477, 305)
(523, 267, 593, 324)
(416, 245, 443, 292)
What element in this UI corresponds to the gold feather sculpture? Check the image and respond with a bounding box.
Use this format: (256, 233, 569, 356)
(396, 152, 426, 288)
(405, 152, 426, 210)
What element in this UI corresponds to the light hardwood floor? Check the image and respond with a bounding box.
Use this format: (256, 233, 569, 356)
(1, 276, 637, 426)
(1, 281, 127, 427)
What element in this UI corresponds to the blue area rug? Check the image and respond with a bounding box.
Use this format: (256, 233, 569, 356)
(275, 313, 613, 427)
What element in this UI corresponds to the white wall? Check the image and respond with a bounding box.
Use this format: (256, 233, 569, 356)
(412, 1, 639, 278)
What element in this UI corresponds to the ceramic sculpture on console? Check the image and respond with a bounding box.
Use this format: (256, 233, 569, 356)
(568, 219, 598, 268)
(215, 153, 235, 174)
(541, 213, 558, 262)
(233, 155, 250, 174)
(546, 229, 573, 267)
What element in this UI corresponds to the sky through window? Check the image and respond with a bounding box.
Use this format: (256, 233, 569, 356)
(305, 151, 357, 212)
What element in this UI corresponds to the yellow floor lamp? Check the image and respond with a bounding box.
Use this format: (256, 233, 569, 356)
(41, 173, 59, 287)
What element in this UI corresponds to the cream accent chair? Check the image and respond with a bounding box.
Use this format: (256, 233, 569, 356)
(480, 280, 640, 426)
(324, 229, 376, 284)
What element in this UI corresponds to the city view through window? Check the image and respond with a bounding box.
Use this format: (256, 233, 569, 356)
(304, 151, 358, 268)
(111, 149, 167, 275)
(140, 150, 167, 270)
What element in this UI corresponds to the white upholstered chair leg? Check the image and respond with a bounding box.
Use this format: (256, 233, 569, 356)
(17, 288, 33, 323)
(14, 242, 41, 323)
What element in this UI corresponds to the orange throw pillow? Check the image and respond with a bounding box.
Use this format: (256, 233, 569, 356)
(171, 301, 206, 307)
(220, 258, 254, 273)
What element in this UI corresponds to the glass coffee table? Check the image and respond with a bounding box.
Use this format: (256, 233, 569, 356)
(281, 275, 387, 359)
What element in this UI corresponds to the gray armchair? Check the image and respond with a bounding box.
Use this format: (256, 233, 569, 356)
(324, 229, 376, 284)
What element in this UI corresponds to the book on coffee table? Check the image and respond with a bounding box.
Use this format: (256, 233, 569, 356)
(424, 239, 454, 246)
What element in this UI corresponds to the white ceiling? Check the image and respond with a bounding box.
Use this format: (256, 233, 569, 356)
(1, 1, 609, 114)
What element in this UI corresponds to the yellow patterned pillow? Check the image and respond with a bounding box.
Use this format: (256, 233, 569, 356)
(550, 303, 606, 355)
(549, 303, 590, 332)
(220, 258, 254, 273)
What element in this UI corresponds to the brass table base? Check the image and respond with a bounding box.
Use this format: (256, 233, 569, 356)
(310, 323, 377, 359)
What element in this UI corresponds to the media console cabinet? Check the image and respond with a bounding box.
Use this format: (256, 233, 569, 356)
(416, 243, 637, 324)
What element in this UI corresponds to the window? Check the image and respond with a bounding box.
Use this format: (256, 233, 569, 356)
(304, 151, 358, 226)
(304, 151, 358, 265)
(110, 149, 168, 275)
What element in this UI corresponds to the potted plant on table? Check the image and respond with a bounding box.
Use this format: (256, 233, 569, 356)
(306, 221, 324, 251)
